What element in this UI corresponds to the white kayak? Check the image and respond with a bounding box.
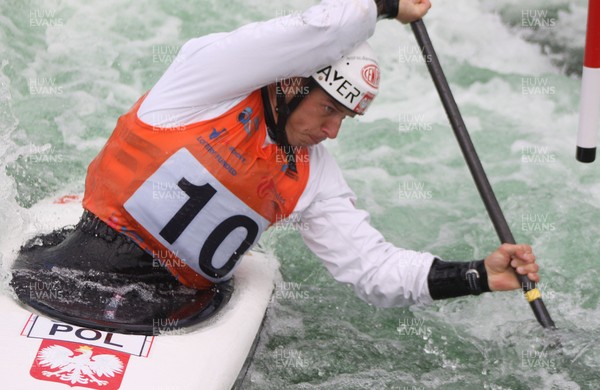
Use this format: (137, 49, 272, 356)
(0, 194, 278, 390)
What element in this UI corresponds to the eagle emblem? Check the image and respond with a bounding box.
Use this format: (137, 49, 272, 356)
(30, 341, 129, 389)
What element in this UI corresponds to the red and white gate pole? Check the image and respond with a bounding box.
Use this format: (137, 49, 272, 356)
(577, 0, 600, 163)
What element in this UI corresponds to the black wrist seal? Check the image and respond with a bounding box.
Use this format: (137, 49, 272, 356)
(375, 0, 399, 19)
(427, 258, 491, 300)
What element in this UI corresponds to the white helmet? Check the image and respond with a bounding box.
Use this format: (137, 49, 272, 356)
(311, 41, 380, 115)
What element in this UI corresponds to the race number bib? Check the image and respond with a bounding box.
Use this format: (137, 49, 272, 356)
(124, 148, 270, 282)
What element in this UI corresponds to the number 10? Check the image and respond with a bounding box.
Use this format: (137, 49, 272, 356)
(159, 178, 259, 279)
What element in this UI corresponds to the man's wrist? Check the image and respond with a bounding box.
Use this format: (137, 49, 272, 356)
(427, 258, 491, 300)
(374, 0, 399, 20)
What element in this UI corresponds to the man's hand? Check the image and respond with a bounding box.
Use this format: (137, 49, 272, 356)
(484, 243, 540, 291)
(396, 0, 432, 24)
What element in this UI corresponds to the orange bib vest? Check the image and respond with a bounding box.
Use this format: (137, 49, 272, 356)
(83, 90, 309, 289)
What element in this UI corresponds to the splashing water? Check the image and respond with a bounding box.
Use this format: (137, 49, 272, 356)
(1, 0, 599, 388)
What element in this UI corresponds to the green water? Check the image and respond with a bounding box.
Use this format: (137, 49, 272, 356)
(1, 0, 600, 389)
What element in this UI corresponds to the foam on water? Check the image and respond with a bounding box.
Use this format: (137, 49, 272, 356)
(482, 0, 588, 75)
(0, 60, 28, 256)
(251, 0, 600, 388)
(2, 0, 600, 388)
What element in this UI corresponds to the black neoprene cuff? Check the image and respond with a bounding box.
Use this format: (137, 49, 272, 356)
(374, 0, 399, 19)
(427, 258, 491, 300)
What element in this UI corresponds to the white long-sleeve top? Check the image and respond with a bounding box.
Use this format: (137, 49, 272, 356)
(137, 0, 435, 307)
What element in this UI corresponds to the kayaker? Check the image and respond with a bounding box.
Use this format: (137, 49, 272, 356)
(12, 0, 540, 312)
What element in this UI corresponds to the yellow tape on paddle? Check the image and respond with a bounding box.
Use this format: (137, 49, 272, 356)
(524, 288, 542, 302)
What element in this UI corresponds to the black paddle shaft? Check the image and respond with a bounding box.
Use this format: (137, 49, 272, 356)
(410, 19, 556, 329)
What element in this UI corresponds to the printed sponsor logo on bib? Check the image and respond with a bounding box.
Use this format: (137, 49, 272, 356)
(124, 148, 270, 281)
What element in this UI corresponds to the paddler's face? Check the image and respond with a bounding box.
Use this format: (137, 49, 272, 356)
(285, 86, 356, 147)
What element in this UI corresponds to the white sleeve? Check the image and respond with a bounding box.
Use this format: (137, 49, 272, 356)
(295, 145, 435, 308)
(139, 0, 377, 126)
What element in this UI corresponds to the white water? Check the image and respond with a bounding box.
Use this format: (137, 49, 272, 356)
(1, 0, 599, 388)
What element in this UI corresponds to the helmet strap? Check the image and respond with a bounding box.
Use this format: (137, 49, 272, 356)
(261, 79, 314, 175)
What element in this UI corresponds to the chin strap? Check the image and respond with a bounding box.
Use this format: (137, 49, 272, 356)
(261, 79, 315, 175)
